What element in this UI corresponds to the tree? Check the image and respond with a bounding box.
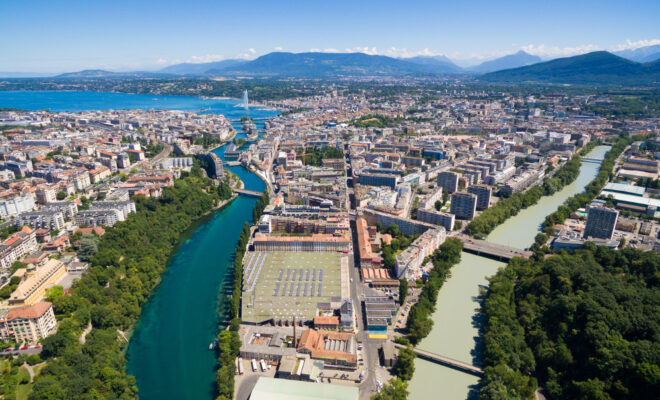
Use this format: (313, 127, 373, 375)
(78, 235, 98, 261)
(399, 279, 408, 305)
(394, 347, 416, 381)
(56, 191, 66, 200)
(434, 200, 442, 211)
(371, 378, 408, 400)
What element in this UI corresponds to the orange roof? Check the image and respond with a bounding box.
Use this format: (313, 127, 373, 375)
(313, 316, 339, 326)
(5, 302, 52, 321)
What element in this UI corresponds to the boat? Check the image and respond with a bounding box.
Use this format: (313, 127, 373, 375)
(209, 338, 218, 350)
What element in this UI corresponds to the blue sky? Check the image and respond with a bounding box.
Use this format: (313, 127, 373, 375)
(1, 0, 659, 72)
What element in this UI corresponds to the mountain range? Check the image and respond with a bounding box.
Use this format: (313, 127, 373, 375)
(482, 51, 660, 85)
(37, 44, 660, 85)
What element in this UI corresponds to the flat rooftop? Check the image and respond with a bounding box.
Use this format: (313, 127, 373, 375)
(241, 252, 348, 324)
(250, 376, 358, 400)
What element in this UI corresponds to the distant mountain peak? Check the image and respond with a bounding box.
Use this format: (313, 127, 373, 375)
(468, 51, 542, 74)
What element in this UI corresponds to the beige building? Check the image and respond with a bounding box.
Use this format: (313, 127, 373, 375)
(0, 302, 57, 343)
(8, 259, 66, 306)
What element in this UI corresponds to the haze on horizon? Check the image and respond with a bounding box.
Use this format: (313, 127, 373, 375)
(1, 0, 659, 73)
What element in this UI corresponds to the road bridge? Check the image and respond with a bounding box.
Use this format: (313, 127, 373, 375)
(392, 342, 483, 376)
(460, 238, 532, 261)
(234, 188, 263, 197)
(581, 157, 603, 163)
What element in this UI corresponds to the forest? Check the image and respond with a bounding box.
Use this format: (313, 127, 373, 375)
(479, 245, 660, 400)
(23, 172, 226, 399)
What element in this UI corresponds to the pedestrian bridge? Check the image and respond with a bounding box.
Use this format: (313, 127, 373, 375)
(581, 157, 603, 163)
(234, 188, 263, 197)
(460, 238, 532, 261)
(392, 342, 483, 376)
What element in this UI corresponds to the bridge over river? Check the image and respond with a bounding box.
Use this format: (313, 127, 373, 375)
(233, 188, 263, 197)
(392, 342, 483, 376)
(459, 237, 533, 261)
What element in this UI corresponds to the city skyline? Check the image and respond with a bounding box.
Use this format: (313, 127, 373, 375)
(1, 0, 659, 72)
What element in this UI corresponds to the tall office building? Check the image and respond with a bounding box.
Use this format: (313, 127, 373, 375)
(437, 171, 459, 194)
(584, 206, 619, 240)
(450, 192, 477, 220)
(467, 184, 492, 211)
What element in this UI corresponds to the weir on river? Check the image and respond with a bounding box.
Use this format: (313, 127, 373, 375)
(408, 146, 610, 400)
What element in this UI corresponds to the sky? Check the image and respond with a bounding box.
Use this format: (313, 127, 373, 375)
(1, 0, 659, 72)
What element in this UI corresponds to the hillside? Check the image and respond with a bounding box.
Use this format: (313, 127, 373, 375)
(159, 59, 247, 75)
(482, 51, 660, 85)
(403, 55, 463, 73)
(220, 52, 453, 77)
(615, 44, 660, 62)
(56, 69, 172, 79)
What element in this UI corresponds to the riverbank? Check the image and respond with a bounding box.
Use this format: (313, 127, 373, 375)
(27, 175, 222, 399)
(408, 145, 612, 400)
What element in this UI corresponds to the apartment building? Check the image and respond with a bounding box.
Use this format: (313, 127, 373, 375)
(450, 192, 477, 220)
(437, 171, 459, 194)
(75, 209, 123, 227)
(0, 227, 38, 270)
(0, 194, 36, 217)
(467, 184, 493, 211)
(0, 302, 57, 343)
(417, 208, 455, 231)
(16, 210, 65, 231)
(395, 228, 446, 279)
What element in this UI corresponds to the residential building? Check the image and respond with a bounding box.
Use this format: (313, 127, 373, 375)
(395, 228, 446, 279)
(75, 209, 123, 227)
(0, 194, 35, 217)
(0, 302, 57, 343)
(467, 184, 492, 210)
(437, 171, 459, 194)
(16, 210, 65, 231)
(417, 208, 455, 231)
(0, 227, 38, 270)
(450, 192, 477, 220)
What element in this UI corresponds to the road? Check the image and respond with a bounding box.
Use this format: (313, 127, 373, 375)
(149, 142, 173, 167)
(1, 346, 42, 357)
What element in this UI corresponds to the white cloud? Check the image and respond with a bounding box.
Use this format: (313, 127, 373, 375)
(155, 58, 169, 65)
(274, 46, 283, 51)
(520, 44, 602, 58)
(612, 39, 660, 51)
(186, 54, 226, 63)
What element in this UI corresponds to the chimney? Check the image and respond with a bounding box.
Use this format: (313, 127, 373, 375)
(293, 316, 297, 348)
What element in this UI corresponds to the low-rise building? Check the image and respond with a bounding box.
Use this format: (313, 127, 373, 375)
(8, 259, 66, 306)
